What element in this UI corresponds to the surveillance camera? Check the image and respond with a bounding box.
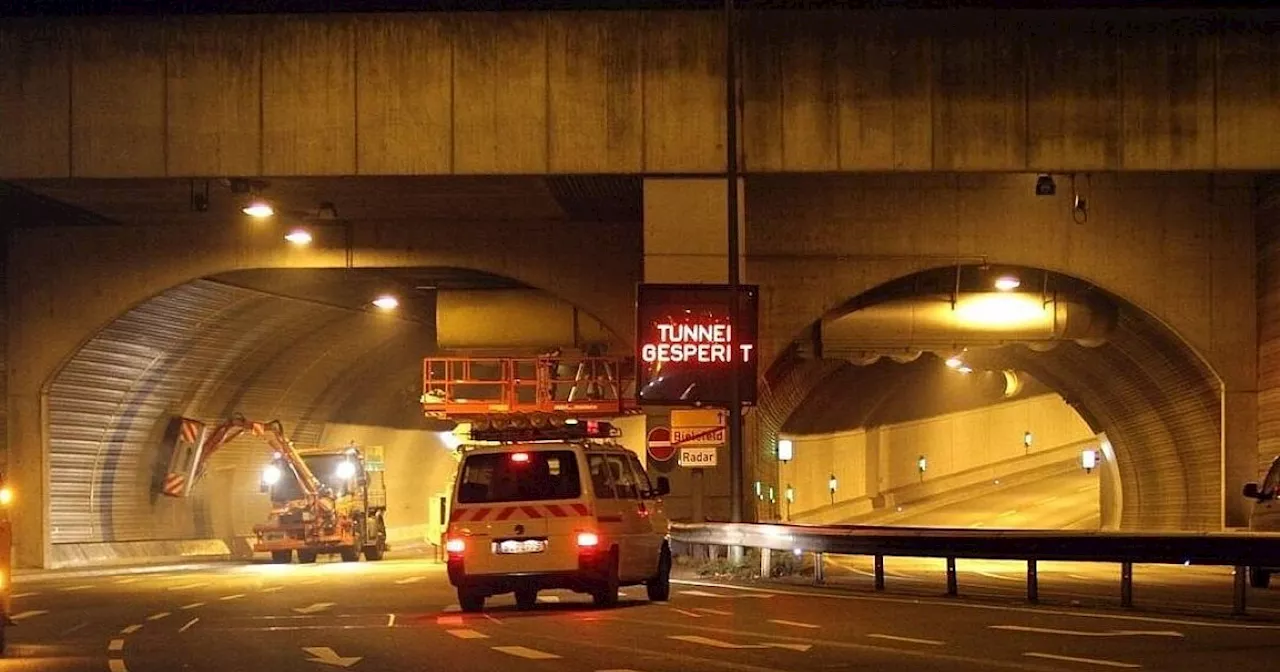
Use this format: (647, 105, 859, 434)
(1035, 174, 1056, 197)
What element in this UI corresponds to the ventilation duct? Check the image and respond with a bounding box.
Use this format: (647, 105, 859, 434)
(823, 292, 1117, 360)
(436, 290, 614, 351)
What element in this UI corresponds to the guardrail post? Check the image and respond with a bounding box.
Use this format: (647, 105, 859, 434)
(1026, 560, 1039, 604)
(760, 548, 771, 578)
(1120, 562, 1133, 608)
(946, 557, 958, 596)
(814, 552, 825, 584)
(874, 554, 885, 591)
(1233, 565, 1247, 616)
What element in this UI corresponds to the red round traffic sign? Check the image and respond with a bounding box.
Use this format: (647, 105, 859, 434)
(647, 426, 675, 462)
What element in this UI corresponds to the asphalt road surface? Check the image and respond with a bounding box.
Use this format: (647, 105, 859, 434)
(7, 551, 1280, 672)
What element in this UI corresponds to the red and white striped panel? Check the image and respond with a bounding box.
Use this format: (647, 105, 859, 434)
(450, 503, 590, 523)
(161, 473, 186, 496)
(180, 420, 200, 445)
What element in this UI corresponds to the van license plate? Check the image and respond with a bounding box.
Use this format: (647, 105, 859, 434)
(495, 539, 546, 555)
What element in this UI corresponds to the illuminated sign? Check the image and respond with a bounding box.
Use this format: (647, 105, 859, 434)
(635, 284, 759, 407)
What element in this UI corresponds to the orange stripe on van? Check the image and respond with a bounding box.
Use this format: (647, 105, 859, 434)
(570, 504, 590, 516)
(544, 504, 566, 517)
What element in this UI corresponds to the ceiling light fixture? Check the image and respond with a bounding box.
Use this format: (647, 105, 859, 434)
(284, 229, 312, 245)
(242, 198, 274, 218)
(994, 275, 1021, 292)
(372, 295, 399, 310)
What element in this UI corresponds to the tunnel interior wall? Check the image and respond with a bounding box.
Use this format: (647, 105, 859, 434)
(782, 393, 1094, 518)
(46, 279, 434, 550)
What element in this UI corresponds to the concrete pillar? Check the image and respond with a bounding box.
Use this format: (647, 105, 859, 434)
(1224, 391, 1259, 528)
(864, 427, 883, 501)
(1254, 177, 1280, 527)
(7, 392, 48, 568)
(643, 178, 746, 522)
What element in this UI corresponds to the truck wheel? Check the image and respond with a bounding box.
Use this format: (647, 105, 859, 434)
(297, 550, 317, 564)
(646, 543, 672, 602)
(515, 588, 538, 610)
(270, 550, 292, 564)
(340, 546, 360, 563)
(458, 590, 485, 613)
(363, 542, 385, 561)
(1250, 567, 1272, 589)
(591, 549, 620, 608)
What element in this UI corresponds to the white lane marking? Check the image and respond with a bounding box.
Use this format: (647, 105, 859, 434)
(60, 584, 93, 592)
(694, 607, 732, 615)
(179, 618, 200, 633)
(180, 602, 205, 610)
(671, 608, 703, 618)
(679, 590, 725, 597)
(302, 647, 362, 668)
(220, 593, 246, 601)
(974, 571, 1021, 583)
(669, 635, 810, 652)
(299, 579, 322, 586)
(1067, 575, 1095, 581)
(146, 612, 171, 621)
(493, 646, 562, 660)
(109, 659, 129, 672)
(483, 613, 503, 625)
(436, 615, 464, 626)
(260, 586, 284, 593)
(168, 582, 209, 591)
(387, 614, 396, 627)
(866, 634, 945, 646)
(61, 621, 90, 635)
(120, 625, 143, 634)
(671, 579, 1280, 631)
(1025, 652, 1140, 668)
(11, 610, 49, 621)
(447, 629, 490, 640)
(998, 510, 1018, 518)
(442, 604, 461, 613)
(108, 639, 125, 652)
(114, 577, 141, 584)
(991, 625, 1183, 638)
(537, 595, 560, 603)
(395, 576, 425, 585)
(769, 619, 820, 629)
(292, 602, 335, 614)
(11, 591, 39, 599)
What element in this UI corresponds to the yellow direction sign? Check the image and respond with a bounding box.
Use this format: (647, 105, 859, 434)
(670, 409, 727, 447)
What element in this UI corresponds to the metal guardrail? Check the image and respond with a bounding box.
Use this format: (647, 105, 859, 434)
(670, 522, 1280, 616)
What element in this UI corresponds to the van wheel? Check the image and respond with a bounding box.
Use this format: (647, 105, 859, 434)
(458, 590, 485, 613)
(270, 550, 292, 564)
(647, 544, 672, 602)
(515, 588, 538, 610)
(1250, 567, 1272, 589)
(592, 549, 620, 608)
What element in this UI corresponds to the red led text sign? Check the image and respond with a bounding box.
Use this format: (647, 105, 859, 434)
(635, 284, 759, 407)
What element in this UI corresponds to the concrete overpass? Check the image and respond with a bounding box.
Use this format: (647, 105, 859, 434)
(2, 6, 1280, 567)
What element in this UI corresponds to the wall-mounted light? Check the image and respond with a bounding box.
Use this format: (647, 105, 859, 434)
(372, 295, 399, 310)
(945, 356, 963, 369)
(994, 275, 1021, 292)
(1035, 174, 1056, 196)
(284, 229, 312, 245)
(1024, 431, 1033, 448)
(1081, 449, 1098, 473)
(786, 485, 794, 503)
(957, 366, 973, 374)
(754, 481, 763, 499)
(828, 474, 837, 504)
(242, 197, 274, 218)
(777, 438, 793, 462)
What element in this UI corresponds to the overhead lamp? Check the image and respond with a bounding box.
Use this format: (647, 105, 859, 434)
(242, 198, 274, 218)
(1035, 174, 1056, 196)
(957, 366, 973, 374)
(777, 438, 793, 462)
(372, 295, 399, 310)
(284, 229, 312, 245)
(994, 275, 1021, 292)
(1081, 449, 1098, 473)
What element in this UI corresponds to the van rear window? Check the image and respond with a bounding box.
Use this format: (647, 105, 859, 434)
(457, 451, 582, 504)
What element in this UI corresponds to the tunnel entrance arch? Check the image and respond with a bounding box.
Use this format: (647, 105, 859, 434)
(758, 265, 1224, 532)
(36, 262, 631, 566)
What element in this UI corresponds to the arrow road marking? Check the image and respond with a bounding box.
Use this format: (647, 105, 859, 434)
(294, 602, 336, 615)
(991, 625, 1184, 638)
(668, 635, 811, 652)
(303, 647, 362, 668)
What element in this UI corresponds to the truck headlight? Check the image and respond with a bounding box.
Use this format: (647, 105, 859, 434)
(262, 465, 282, 486)
(0, 485, 14, 506)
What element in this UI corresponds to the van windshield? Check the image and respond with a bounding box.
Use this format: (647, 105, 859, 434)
(457, 451, 582, 504)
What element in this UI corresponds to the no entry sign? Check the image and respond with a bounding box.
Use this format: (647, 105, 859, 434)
(647, 426, 675, 462)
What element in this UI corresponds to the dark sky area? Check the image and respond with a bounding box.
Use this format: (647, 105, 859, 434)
(2, 0, 1278, 15)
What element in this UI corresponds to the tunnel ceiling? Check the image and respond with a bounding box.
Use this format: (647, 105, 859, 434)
(5, 175, 643, 227)
(783, 266, 1222, 532)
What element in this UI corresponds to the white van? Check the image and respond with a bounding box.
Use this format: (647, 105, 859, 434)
(444, 440, 672, 612)
(1243, 454, 1280, 588)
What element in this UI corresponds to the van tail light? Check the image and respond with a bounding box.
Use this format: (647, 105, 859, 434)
(445, 538, 466, 555)
(576, 531, 599, 549)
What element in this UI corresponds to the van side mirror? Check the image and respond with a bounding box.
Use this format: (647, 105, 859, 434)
(654, 476, 670, 497)
(1243, 482, 1261, 499)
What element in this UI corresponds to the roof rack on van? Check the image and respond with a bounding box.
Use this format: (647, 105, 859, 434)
(469, 420, 620, 444)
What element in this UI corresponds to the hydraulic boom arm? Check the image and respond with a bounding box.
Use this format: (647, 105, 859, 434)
(194, 414, 324, 497)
